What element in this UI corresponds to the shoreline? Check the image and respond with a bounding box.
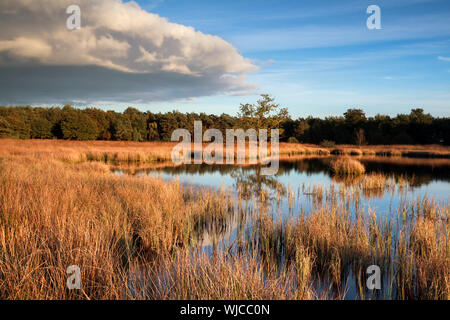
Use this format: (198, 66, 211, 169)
(1, 139, 449, 166)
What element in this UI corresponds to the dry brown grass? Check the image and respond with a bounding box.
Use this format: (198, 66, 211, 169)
(0, 152, 323, 300)
(253, 185, 449, 299)
(0, 154, 232, 299)
(0, 140, 448, 300)
(330, 158, 366, 176)
(278, 143, 330, 156)
(0, 139, 332, 165)
(335, 144, 450, 158)
(0, 139, 176, 164)
(139, 251, 317, 300)
(1, 139, 448, 168)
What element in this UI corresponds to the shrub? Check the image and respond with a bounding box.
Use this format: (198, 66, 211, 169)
(287, 137, 299, 144)
(320, 140, 336, 148)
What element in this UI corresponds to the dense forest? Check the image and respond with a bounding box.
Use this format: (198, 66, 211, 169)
(0, 101, 449, 145)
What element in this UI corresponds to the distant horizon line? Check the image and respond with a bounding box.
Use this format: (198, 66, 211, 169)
(1, 104, 448, 119)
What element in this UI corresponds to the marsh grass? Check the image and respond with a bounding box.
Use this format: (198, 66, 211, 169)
(247, 183, 449, 299)
(136, 250, 319, 300)
(0, 139, 332, 166)
(0, 141, 448, 300)
(0, 155, 233, 299)
(330, 158, 366, 176)
(360, 173, 409, 198)
(332, 144, 450, 158)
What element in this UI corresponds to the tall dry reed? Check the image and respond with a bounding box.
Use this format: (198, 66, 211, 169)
(330, 158, 366, 176)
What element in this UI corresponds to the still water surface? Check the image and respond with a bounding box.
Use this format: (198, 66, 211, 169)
(114, 156, 450, 299)
(115, 156, 449, 240)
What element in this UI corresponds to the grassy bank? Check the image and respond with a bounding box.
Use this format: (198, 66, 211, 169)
(329, 144, 450, 158)
(0, 154, 235, 299)
(0, 142, 448, 299)
(1, 140, 448, 167)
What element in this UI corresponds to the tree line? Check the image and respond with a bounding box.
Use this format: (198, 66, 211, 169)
(0, 95, 448, 145)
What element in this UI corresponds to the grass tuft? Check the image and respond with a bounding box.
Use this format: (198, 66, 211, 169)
(330, 158, 366, 176)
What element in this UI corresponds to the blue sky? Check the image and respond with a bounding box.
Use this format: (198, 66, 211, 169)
(136, 0, 450, 117)
(0, 0, 449, 118)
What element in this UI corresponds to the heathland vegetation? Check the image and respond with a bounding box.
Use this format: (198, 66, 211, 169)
(0, 96, 449, 300)
(1, 95, 449, 145)
(0, 141, 448, 299)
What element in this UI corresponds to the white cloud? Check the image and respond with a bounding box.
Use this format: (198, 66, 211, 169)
(0, 0, 257, 74)
(0, 37, 52, 60)
(438, 56, 450, 61)
(0, 0, 258, 104)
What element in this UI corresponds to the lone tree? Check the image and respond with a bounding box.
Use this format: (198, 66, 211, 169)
(237, 94, 289, 136)
(344, 109, 366, 126)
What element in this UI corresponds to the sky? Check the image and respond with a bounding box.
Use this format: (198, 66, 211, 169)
(0, 0, 449, 118)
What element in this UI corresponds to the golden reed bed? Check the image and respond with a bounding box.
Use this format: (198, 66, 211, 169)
(0, 139, 448, 299)
(0, 139, 449, 166)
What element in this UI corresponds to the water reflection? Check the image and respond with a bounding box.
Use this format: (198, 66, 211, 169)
(113, 156, 450, 299)
(112, 156, 449, 246)
(113, 156, 450, 189)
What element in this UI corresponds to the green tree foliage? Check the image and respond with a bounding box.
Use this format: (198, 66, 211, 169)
(111, 116, 133, 141)
(3, 114, 30, 139)
(291, 109, 448, 145)
(344, 108, 367, 125)
(61, 106, 99, 140)
(237, 94, 289, 137)
(0, 116, 13, 138)
(124, 107, 147, 142)
(84, 108, 111, 140)
(0, 103, 448, 145)
(158, 112, 181, 142)
(31, 117, 53, 139)
(294, 120, 310, 142)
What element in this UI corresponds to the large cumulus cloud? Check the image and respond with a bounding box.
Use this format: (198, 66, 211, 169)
(0, 0, 257, 105)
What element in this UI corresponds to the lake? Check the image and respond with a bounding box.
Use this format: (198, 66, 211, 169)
(113, 156, 450, 299)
